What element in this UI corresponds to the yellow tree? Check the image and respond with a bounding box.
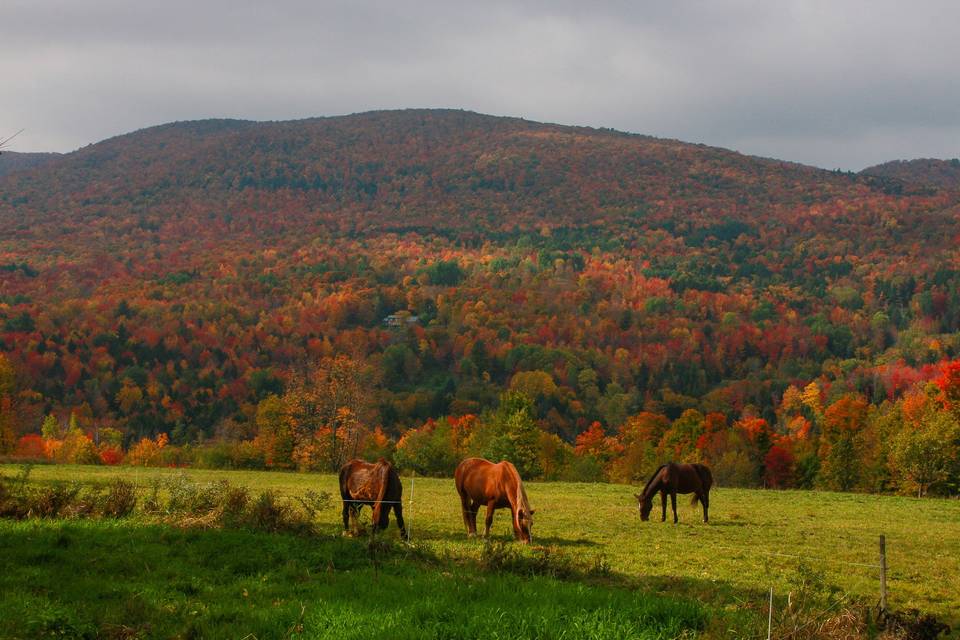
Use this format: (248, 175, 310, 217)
(284, 355, 373, 471)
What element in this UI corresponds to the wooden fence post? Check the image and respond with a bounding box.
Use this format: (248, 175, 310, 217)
(879, 534, 888, 613)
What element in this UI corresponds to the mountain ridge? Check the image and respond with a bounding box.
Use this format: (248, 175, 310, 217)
(1, 108, 959, 442)
(0, 150, 61, 177)
(860, 157, 960, 191)
(1, 108, 882, 238)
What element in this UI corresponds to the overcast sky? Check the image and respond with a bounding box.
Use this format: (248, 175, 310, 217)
(2, 0, 958, 170)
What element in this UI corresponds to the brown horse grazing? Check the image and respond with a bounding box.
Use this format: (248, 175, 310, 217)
(455, 457, 535, 543)
(634, 462, 712, 524)
(339, 458, 408, 540)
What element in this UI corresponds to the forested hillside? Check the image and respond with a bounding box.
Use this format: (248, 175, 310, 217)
(861, 157, 960, 191)
(0, 151, 60, 177)
(2, 109, 959, 492)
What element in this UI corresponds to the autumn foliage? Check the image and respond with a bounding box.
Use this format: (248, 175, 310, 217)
(0, 110, 959, 495)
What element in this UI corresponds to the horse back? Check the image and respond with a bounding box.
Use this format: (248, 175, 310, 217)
(455, 457, 516, 505)
(340, 458, 400, 502)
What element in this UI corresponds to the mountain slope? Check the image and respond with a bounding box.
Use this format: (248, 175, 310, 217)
(0, 151, 60, 177)
(861, 158, 960, 191)
(1, 109, 959, 442)
(0, 109, 882, 235)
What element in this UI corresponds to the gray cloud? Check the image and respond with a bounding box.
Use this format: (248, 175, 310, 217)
(2, 0, 958, 169)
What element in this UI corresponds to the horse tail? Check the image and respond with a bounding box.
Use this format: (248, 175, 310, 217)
(338, 461, 353, 500)
(372, 459, 391, 528)
(690, 464, 713, 506)
(695, 463, 713, 491)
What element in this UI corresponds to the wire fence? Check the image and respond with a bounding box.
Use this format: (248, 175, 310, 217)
(46, 467, 922, 637)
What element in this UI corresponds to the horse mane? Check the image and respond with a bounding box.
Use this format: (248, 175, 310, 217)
(640, 464, 667, 501)
(517, 479, 531, 515)
(503, 461, 531, 514)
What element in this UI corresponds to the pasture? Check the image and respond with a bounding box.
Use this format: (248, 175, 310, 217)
(2, 464, 958, 639)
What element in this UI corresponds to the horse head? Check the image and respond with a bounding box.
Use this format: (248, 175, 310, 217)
(635, 493, 653, 521)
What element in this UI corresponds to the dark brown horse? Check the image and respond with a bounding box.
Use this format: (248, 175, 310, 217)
(455, 457, 535, 543)
(634, 462, 712, 523)
(339, 458, 407, 539)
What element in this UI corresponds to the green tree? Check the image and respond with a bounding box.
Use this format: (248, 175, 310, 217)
(890, 408, 960, 497)
(468, 391, 542, 478)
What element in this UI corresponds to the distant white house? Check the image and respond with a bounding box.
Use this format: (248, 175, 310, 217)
(383, 311, 419, 327)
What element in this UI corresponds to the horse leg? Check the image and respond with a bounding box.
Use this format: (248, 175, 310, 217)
(670, 492, 678, 524)
(341, 500, 351, 532)
(393, 503, 408, 540)
(660, 490, 667, 522)
(483, 501, 496, 537)
(702, 492, 709, 523)
(469, 501, 481, 536)
(347, 504, 362, 534)
(460, 494, 475, 536)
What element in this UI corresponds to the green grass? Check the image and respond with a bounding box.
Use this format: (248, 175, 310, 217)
(0, 520, 702, 640)
(3, 464, 959, 639)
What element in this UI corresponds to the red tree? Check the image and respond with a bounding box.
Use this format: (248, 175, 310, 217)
(763, 445, 795, 488)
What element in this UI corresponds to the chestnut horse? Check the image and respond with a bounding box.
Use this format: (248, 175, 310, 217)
(339, 458, 408, 539)
(634, 462, 712, 523)
(455, 457, 535, 543)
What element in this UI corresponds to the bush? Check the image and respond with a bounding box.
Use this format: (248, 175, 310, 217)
(395, 420, 459, 476)
(1, 469, 331, 534)
(0, 468, 137, 519)
(478, 540, 610, 581)
(143, 474, 329, 534)
(99, 446, 124, 465)
(100, 479, 137, 517)
(125, 433, 169, 466)
(14, 434, 47, 459)
(26, 483, 83, 518)
(193, 442, 266, 470)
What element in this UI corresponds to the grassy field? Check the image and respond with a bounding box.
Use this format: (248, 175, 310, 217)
(2, 464, 959, 639)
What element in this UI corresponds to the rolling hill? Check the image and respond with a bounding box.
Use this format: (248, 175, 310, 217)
(0, 150, 60, 177)
(1, 109, 959, 444)
(861, 157, 960, 191)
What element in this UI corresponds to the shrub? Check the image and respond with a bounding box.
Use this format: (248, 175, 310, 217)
(395, 419, 459, 476)
(125, 433, 169, 466)
(99, 446, 124, 466)
(28, 483, 83, 518)
(478, 540, 609, 581)
(763, 445, 795, 488)
(193, 441, 266, 470)
(141, 474, 328, 534)
(14, 434, 47, 460)
(54, 429, 100, 465)
(100, 479, 137, 517)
